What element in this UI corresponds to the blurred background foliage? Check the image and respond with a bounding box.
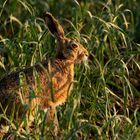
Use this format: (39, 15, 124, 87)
(0, 0, 140, 40)
(0, 0, 140, 139)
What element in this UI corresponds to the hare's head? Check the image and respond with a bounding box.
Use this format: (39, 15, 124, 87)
(44, 12, 88, 64)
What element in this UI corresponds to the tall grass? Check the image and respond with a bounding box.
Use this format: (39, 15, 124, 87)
(0, 0, 140, 139)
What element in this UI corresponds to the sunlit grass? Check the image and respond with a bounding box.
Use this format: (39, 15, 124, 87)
(0, 0, 140, 139)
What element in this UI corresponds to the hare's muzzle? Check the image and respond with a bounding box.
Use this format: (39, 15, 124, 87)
(83, 54, 88, 61)
(83, 54, 89, 69)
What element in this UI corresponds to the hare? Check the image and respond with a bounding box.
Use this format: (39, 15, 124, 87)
(0, 12, 88, 133)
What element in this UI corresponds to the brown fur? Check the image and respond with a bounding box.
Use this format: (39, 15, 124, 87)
(0, 12, 88, 132)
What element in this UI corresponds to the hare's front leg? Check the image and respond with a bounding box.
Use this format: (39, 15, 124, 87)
(47, 108, 59, 136)
(45, 103, 59, 135)
(50, 107, 59, 136)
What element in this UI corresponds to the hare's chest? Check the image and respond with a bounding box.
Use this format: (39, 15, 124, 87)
(52, 71, 73, 92)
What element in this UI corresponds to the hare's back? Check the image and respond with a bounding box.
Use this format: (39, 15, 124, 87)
(0, 72, 20, 92)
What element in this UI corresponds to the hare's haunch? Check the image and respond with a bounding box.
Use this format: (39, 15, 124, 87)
(0, 12, 88, 130)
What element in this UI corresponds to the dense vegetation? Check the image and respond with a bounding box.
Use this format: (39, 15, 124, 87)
(0, 0, 140, 139)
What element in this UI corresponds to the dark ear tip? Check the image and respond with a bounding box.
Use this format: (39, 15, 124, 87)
(43, 12, 52, 19)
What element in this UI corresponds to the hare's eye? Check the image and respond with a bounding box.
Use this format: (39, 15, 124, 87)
(71, 42, 78, 49)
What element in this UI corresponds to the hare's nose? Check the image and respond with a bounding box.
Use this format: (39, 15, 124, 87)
(85, 54, 89, 58)
(83, 55, 90, 69)
(83, 55, 88, 62)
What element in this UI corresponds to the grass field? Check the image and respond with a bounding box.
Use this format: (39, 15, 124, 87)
(0, 0, 140, 139)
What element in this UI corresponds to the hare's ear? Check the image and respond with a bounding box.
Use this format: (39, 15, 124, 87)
(44, 12, 64, 39)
